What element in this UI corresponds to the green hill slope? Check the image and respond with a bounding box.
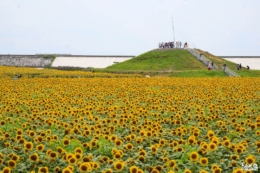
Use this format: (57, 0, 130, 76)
(106, 49, 206, 71)
(196, 49, 260, 77)
(196, 49, 239, 71)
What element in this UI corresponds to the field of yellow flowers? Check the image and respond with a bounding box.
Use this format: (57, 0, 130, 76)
(0, 66, 259, 173)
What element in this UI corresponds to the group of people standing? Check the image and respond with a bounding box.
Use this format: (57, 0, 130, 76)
(158, 41, 188, 49)
(237, 63, 250, 70)
(222, 63, 250, 71)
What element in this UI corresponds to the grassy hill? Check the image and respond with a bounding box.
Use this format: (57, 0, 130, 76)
(106, 49, 206, 71)
(98, 48, 259, 77)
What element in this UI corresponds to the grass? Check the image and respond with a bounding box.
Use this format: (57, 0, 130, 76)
(236, 69, 260, 77)
(168, 70, 227, 77)
(106, 49, 206, 71)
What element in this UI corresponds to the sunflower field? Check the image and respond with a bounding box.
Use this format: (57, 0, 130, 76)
(0, 66, 259, 173)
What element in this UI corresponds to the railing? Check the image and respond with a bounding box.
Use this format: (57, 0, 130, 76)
(187, 48, 240, 77)
(187, 49, 218, 70)
(223, 66, 240, 77)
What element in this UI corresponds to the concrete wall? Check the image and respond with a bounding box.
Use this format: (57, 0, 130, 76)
(222, 58, 260, 70)
(218, 56, 260, 70)
(0, 54, 134, 68)
(51, 56, 133, 68)
(0, 55, 53, 67)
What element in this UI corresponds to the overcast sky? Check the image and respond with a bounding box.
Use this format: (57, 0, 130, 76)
(1, 0, 260, 56)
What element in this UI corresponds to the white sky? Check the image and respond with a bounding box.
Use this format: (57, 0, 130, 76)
(0, 0, 260, 56)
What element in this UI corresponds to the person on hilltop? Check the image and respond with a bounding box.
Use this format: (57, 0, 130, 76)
(184, 42, 187, 48)
(170, 42, 173, 48)
(180, 42, 182, 48)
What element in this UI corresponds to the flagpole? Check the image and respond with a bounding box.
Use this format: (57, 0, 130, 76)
(171, 17, 175, 42)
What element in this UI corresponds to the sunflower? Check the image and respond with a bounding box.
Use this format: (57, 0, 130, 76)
(66, 165, 74, 171)
(8, 160, 16, 168)
(92, 162, 99, 170)
(102, 169, 113, 173)
(199, 157, 208, 166)
(168, 171, 175, 173)
(5, 142, 10, 148)
(75, 153, 82, 160)
(82, 156, 91, 162)
(136, 169, 144, 173)
(11, 154, 19, 162)
(18, 138, 25, 144)
(24, 142, 33, 150)
(46, 129, 51, 134)
(199, 170, 208, 173)
(38, 166, 49, 173)
(110, 135, 118, 141)
(4, 132, 10, 138)
(68, 156, 77, 165)
(75, 147, 83, 154)
(223, 140, 231, 147)
(151, 169, 159, 173)
(113, 161, 125, 172)
(235, 147, 243, 154)
(212, 168, 222, 173)
(211, 163, 219, 171)
(29, 153, 39, 162)
(245, 155, 255, 165)
(125, 143, 134, 150)
(139, 130, 146, 137)
(190, 152, 199, 162)
(62, 167, 73, 173)
(176, 147, 184, 152)
(168, 160, 177, 168)
(232, 168, 243, 173)
(138, 150, 146, 156)
(115, 140, 123, 146)
(230, 155, 239, 160)
(57, 147, 64, 154)
(2, 167, 12, 173)
(136, 137, 143, 144)
(54, 166, 60, 172)
(79, 162, 92, 172)
(209, 143, 217, 151)
(184, 169, 192, 173)
(138, 155, 146, 162)
(113, 152, 122, 159)
(150, 145, 158, 153)
(49, 151, 58, 159)
(63, 139, 70, 146)
(129, 166, 138, 173)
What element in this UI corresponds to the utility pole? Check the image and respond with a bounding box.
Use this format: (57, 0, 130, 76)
(171, 17, 175, 42)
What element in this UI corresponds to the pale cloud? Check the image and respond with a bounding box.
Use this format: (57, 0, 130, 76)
(0, 0, 260, 55)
